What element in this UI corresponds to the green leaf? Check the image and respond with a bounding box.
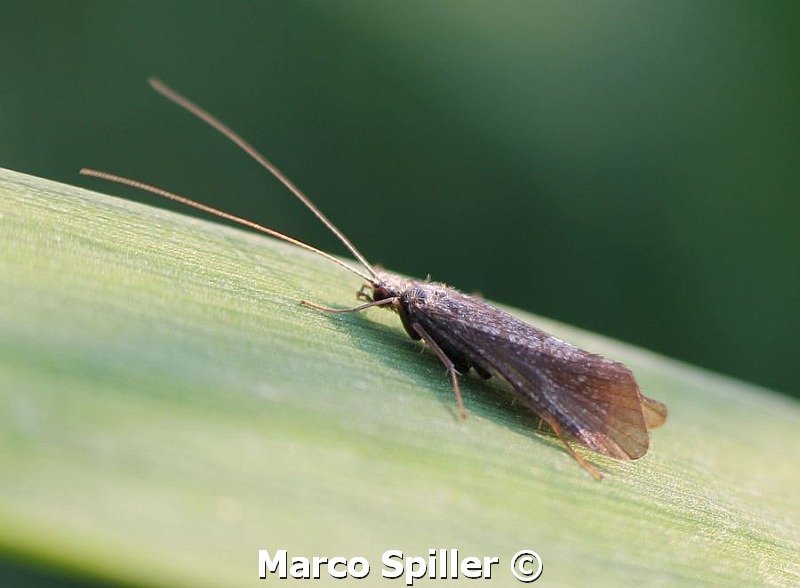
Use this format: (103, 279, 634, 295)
(1, 167, 798, 587)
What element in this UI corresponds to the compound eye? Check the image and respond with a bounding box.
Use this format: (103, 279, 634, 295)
(372, 286, 391, 302)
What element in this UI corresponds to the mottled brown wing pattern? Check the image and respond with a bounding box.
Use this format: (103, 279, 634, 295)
(404, 284, 657, 460)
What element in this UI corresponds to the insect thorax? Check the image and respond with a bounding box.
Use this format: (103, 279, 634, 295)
(371, 272, 415, 302)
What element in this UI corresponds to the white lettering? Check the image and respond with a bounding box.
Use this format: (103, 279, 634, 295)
(382, 550, 404, 579)
(289, 557, 309, 579)
(328, 557, 347, 579)
(428, 549, 437, 578)
(258, 550, 286, 579)
(260, 549, 500, 582)
(484, 556, 499, 578)
(461, 556, 482, 579)
(311, 556, 327, 578)
(405, 556, 426, 586)
(349, 556, 370, 579)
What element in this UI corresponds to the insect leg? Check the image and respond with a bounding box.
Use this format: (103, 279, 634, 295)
(301, 297, 396, 313)
(411, 323, 467, 420)
(548, 420, 603, 481)
(356, 283, 373, 302)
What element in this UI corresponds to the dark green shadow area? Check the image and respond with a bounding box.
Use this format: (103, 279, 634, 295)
(0, 555, 129, 588)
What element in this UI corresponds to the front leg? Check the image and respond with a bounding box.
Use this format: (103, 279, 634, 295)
(356, 283, 373, 303)
(301, 297, 396, 314)
(411, 322, 467, 420)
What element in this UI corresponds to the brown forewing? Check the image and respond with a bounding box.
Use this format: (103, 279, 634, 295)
(403, 284, 656, 460)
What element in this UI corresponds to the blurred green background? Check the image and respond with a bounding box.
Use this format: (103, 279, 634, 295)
(1, 0, 797, 400)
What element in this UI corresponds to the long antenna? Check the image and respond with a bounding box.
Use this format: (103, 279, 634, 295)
(79, 168, 375, 283)
(147, 77, 377, 280)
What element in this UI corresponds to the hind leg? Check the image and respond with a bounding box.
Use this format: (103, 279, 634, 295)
(548, 420, 603, 480)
